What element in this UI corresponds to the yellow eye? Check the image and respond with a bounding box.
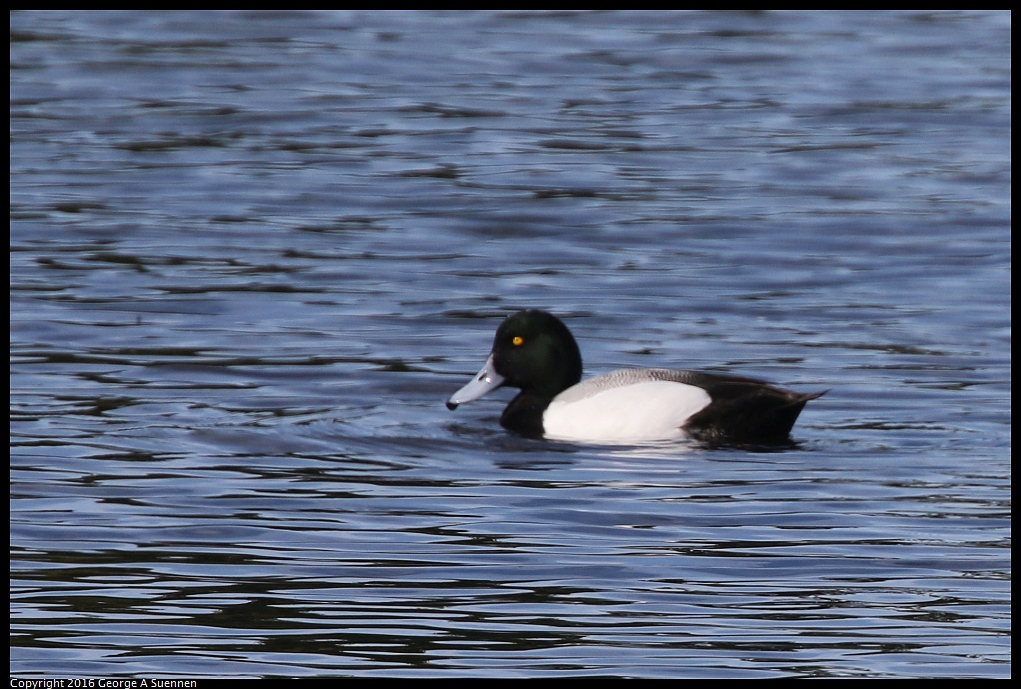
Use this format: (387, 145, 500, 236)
(512, 336, 524, 346)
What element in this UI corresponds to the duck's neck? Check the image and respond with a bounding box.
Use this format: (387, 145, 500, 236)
(501, 361, 580, 438)
(500, 391, 551, 438)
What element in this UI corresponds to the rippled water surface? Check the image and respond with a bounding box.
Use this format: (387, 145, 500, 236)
(10, 10, 1010, 678)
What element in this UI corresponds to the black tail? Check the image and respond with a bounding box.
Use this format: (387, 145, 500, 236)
(685, 386, 827, 444)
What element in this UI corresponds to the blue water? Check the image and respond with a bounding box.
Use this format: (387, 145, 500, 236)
(10, 10, 1010, 678)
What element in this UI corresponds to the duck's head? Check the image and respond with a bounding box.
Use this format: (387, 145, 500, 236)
(447, 309, 583, 409)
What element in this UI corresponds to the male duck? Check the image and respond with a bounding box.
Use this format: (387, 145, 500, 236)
(447, 309, 823, 444)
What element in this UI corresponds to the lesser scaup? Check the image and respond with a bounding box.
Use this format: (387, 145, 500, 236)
(446, 309, 824, 444)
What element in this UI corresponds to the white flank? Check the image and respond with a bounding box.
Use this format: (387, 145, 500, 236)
(542, 378, 711, 443)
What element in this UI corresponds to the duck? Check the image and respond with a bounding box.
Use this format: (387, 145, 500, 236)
(446, 309, 824, 445)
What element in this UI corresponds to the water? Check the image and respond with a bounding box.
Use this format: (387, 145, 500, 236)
(10, 10, 1010, 678)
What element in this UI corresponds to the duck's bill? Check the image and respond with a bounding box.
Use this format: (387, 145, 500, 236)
(447, 353, 505, 410)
